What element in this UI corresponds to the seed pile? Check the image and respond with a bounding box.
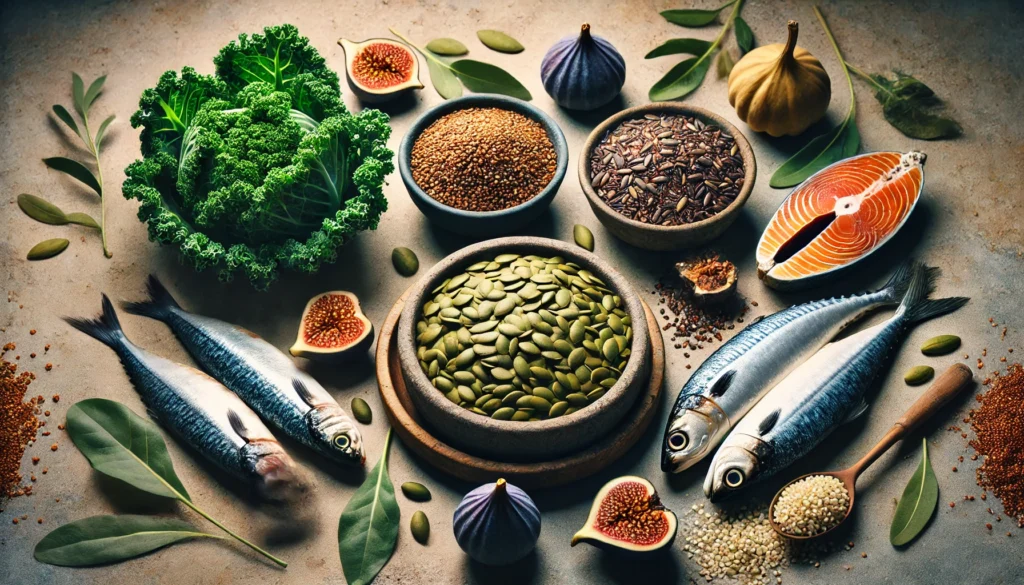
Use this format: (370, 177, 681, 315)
(772, 475, 850, 537)
(680, 255, 735, 292)
(969, 362, 1024, 526)
(416, 253, 633, 422)
(653, 269, 750, 355)
(1, 360, 41, 501)
(589, 113, 745, 225)
(411, 108, 557, 212)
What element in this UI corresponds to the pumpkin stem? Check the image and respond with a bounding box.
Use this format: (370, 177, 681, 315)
(494, 478, 508, 496)
(782, 20, 799, 61)
(580, 23, 592, 42)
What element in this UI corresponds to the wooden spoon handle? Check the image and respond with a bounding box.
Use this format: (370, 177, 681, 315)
(849, 363, 973, 478)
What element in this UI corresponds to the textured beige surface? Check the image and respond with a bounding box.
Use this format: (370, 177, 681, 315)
(1, 1, 1022, 584)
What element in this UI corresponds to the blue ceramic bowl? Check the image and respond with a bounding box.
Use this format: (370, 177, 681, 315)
(398, 95, 568, 237)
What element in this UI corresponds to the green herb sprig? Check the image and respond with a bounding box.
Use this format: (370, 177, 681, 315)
(890, 439, 939, 546)
(390, 28, 531, 101)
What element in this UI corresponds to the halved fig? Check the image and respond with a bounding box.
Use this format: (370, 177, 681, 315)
(676, 256, 737, 306)
(571, 476, 677, 554)
(290, 291, 373, 361)
(757, 151, 926, 290)
(338, 38, 424, 103)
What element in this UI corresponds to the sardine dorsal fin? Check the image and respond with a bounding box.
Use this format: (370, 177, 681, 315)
(708, 370, 735, 398)
(844, 400, 870, 424)
(227, 409, 250, 443)
(758, 408, 781, 436)
(292, 379, 317, 407)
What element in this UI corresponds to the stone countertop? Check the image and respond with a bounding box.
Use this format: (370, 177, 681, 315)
(1, 1, 1021, 584)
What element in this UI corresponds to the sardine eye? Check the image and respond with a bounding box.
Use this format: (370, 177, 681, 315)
(668, 432, 688, 451)
(724, 468, 745, 488)
(333, 435, 350, 450)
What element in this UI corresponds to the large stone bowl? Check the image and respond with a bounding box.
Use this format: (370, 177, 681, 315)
(396, 237, 651, 462)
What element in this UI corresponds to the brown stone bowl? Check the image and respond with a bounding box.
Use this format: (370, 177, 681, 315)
(578, 103, 757, 251)
(396, 237, 651, 462)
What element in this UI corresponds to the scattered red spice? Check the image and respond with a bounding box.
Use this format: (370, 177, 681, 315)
(44, 344, 50, 352)
(29, 330, 36, 336)
(29, 353, 35, 359)
(949, 502, 956, 508)
(52, 394, 59, 403)
(31, 457, 39, 465)
(987, 523, 993, 530)
(0, 360, 42, 502)
(969, 362, 1024, 526)
(44, 363, 52, 371)
(50, 443, 58, 452)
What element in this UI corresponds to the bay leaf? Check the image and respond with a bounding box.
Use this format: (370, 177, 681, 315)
(450, 59, 531, 100)
(43, 156, 102, 196)
(95, 114, 116, 152)
(868, 71, 962, 140)
(426, 38, 469, 56)
(644, 38, 713, 59)
(649, 55, 712, 101)
(67, 398, 191, 501)
(734, 16, 754, 53)
(52, 104, 82, 140)
(890, 439, 938, 546)
(65, 211, 101, 229)
(426, 57, 463, 99)
(476, 30, 524, 54)
(18, 193, 68, 225)
(34, 514, 217, 567)
(660, 1, 734, 27)
(27, 238, 69, 261)
(83, 75, 106, 111)
(339, 429, 399, 585)
(769, 118, 860, 188)
(72, 72, 86, 118)
(716, 49, 735, 79)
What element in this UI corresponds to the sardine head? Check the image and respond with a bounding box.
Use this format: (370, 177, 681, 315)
(704, 444, 760, 502)
(662, 396, 728, 473)
(307, 405, 366, 466)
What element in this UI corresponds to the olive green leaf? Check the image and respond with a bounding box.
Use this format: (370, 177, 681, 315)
(52, 105, 83, 141)
(855, 68, 962, 140)
(95, 114, 117, 152)
(661, 1, 736, 27)
(339, 429, 399, 585)
(65, 212, 101, 228)
(450, 60, 532, 100)
(476, 30, 524, 53)
(67, 399, 191, 500)
(426, 38, 469, 56)
(890, 439, 938, 546)
(27, 238, 70, 260)
(644, 38, 713, 59)
(18, 193, 99, 228)
(425, 58, 463, 99)
(43, 156, 102, 196)
(72, 72, 87, 117)
(716, 48, 735, 78)
(734, 16, 754, 53)
(649, 56, 712, 101)
(83, 75, 107, 111)
(34, 515, 219, 567)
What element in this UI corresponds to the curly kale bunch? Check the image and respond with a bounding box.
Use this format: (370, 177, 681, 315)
(123, 24, 392, 289)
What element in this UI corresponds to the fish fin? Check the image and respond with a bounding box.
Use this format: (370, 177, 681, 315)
(893, 262, 938, 318)
(63, 294, 127, 350)
(227, 409, 250, 443)
(758, 408, 781, 436)
(708, 370, 735, 398)
(292, 379, 317, 408)
(878, 261, 915, 304)
(750, 315, 766, 325)
(904, 297, 970, 324)
(844, 400, 870, 424)
(122, 275, 181, 320)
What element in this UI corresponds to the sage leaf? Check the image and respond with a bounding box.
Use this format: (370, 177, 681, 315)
(18, 193, 69, 225)
(661, 1, 734, 27)
(890, 439, 938, 546)
(649, 55, 712, 101)
(83, 75, 106, 111)
(72, 72, 87, 117)
(95, 114, 116, 152)
(476, 30, 524, 54)
(43, 156, 102, 196)
(644, 38, 713, 59)
(339, 429, 399, 585)
(450, 59, 532, 100)
(34, 515, 218, 567)
(52, 105, 82, 140)
(65, 212, 101, 229)
(769, 120, 860, 188)
(735, 16, 754, 53)
(426, 57, 463, 99)
(67, 399, 191, 501)
(426, 38, 469, 56)
(716, 49, 735, 78)
(27, 238, 70, 261)
(866, 71, 962, 140)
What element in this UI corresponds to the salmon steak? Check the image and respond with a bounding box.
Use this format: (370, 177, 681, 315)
(756, 151, 926, 289)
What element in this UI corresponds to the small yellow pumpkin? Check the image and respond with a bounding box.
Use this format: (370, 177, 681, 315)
(728, 21, 831, 137)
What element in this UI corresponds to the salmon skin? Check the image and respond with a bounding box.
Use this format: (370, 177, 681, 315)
(704, 263, 968, 501)
(757, 151, 926, 290)
(124, 276, 365, 467)
(661, 262, 916, 474)
(65, 295, 308, 503)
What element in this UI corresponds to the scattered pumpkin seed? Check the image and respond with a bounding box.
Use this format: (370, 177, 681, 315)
(27, 238, 69, 260)
(904, 365, 935, 386)
(410, 510, 430, 544)
(392, 247, 419, 276)
(401, 482, 432, 502)
(350, 397, 372, 424)
(921, 335, 961, 356)
(573, 224, 595, 251)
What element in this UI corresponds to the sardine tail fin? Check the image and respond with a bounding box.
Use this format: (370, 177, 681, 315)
(893, 262, 937, 317)
(878, 261, 917, 304)
(122, 275, 181, 320)
(64, 294, 127, 350)
(904, 296, 970, 324)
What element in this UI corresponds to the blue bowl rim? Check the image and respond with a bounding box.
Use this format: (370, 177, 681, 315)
(398, 94, 569, 220)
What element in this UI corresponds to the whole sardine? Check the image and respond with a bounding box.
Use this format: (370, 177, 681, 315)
(704, 264, 967, 500)
(124, 276, 364, 466)
(66, 295, 307, 502)
(661, 263, 917, 473)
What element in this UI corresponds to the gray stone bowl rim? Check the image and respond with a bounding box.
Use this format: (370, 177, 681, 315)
(398, 94, 569, 221)
(577, 102, 757, 234)
(396, 236, 651, 445)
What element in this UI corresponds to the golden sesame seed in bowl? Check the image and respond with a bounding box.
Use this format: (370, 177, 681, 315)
(398, 95, 569, 237)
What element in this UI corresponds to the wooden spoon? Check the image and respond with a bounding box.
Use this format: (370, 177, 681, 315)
(768, 363, 973, 540)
